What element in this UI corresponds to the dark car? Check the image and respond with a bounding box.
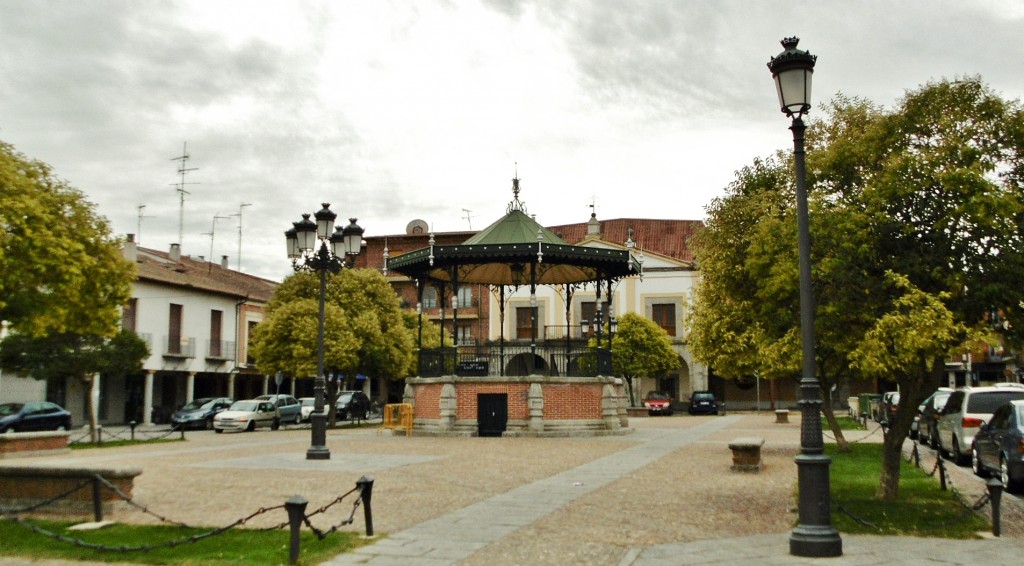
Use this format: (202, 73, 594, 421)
(335, 391, 371, 420)
(170, 397, 233, 430)
(0, 401, 72, 433)
(643, 391, 674, 416)
(688, 391, 719, 416)
(971, 399, 1024, 493)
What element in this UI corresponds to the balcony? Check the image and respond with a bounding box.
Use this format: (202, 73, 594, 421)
(205, 340, 236, 362)
(162, 336, 195, 359)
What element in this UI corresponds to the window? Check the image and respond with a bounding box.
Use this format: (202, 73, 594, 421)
(516, 307, 534, 340)
(456, 325, 473, 346)
(651, 304, 676, 337)
(168, 304, 183, 354)
(581, 301, 596, 335)
(456, 287, 473, 308)
(122, 298, 137, 331)
(423, 287, 438, 309)
(210, 310, 223, 358)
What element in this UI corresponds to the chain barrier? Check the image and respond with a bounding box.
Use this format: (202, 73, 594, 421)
(68, 425, 183, 446)
(4, 471, 373, 561)
(823, 423, 883, 444)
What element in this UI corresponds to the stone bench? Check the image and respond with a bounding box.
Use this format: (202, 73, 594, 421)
(0, 431, 70, 459)
(775, 409, 790, 424)
(0, 465, 142, 517)
(729, 437, 765, 473)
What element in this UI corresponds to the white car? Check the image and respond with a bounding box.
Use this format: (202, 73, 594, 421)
(299, 397, 317, 422)
(213, 400, 279, 433)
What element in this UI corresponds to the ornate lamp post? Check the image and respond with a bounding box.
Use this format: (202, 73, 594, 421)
(286, 204, 364, 460)
(768, 37, 842, 557)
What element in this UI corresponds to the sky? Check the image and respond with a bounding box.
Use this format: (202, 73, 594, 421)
(2, 0, 1023, 282)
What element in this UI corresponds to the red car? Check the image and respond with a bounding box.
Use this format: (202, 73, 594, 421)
(643, 392, 674, 416)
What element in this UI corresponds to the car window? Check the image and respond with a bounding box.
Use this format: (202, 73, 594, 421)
(231, 400, 259, 411)
(942, 392, 964, 414)
(0, 404, 23, 416)
(989, 405, 1011, 428)
(23, 402, 43, 414)
(966, 391, 1024, 413)
(338, 393, 353, 403)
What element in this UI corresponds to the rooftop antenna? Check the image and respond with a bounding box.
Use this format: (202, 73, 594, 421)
(136, 204, 154, 245)
(461, 208, 476, 230)
(202, 213, 231, 269)
(170, 142, 199, 246)
(230, 203, 252, 271)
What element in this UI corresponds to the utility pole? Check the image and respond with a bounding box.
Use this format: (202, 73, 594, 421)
(170, 142, 199, 246)
(232, 203, 252, 271)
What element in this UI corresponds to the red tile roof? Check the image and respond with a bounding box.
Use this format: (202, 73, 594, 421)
(133, 247, 277, 302)
(546, 218, 703, 263)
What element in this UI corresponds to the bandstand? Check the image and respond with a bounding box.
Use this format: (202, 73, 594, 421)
(387, 179, 642, 437)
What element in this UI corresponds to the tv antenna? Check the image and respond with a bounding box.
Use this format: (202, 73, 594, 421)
(136, 204, 154, 245)
(170, 142, 199, 246)
(461, 208, 476, 230)
(230, 203, 252, 271)
(202, 213, 231, 267)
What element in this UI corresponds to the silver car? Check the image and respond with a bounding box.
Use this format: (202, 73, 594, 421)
(254, 394, 303, 425)
(213, 400, 279, 433)
(936, 384, 1024, 464)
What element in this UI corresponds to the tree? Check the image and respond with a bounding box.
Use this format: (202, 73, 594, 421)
(249, 268, 413, 426)
(0, 330, 149, 441)
(0, 140, 134, 337)
(689, 77, 1024, 500)
(401, 311, 452, 378)
(610, 313, 680, 406)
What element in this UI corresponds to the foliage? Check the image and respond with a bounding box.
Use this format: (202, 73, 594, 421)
(0, 140, 134, 337)
(827, 443, 988, 537)
(688, 77, 1024, 500)
(0, 517, 366, 565)
(401, 311, 452, 377)
(610, 313, 680, 406)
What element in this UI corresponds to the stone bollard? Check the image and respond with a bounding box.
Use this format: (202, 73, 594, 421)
(774, 409, 789, 424)
(729, 437, 765, 473)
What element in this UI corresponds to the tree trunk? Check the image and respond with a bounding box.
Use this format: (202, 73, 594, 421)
(819, 376, 849, 451)
(624, 376, 636, 406)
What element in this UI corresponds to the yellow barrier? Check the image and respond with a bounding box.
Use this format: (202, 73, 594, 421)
(380, 404, 414, 436)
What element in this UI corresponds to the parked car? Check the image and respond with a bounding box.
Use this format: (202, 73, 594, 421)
(971, 400, 1024, 492)
(213, 400, 279, 433)
(335, 390, 371, 420)
(0, 402, 72, 433)
(299, 397, 317, 422)
(643, 392, 674, 416)
(937, 384, 1024, 464)
(873, 391, 899, 424)
(687, 391, 719, 416)
(170, 397, 233, 430)
(915, 388, 953, 446)
(254, 394, 302, 425)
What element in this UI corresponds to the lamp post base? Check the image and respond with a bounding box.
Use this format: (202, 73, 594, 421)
(790, 526, 843, 557)
(306, 412, 331, 460)
(790, 453, 842, 557)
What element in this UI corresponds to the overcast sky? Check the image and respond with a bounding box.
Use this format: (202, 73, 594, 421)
(3, 0, 1023, 281)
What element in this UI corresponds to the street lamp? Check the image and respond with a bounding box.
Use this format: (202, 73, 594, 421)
(286, 203, 364, 460)
(768, 37, 842, 557)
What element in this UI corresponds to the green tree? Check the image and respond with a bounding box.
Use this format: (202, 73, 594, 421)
(610, 313, 680, 406)
(689, 77, 1024, 500)
(0, 141, 134, 337)
(0, 330, 149, 441)
(401, 311, 452, 378)
(249, 268, 413, 426)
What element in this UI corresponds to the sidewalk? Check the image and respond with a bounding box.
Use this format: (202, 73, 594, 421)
(2, 414, 1022, 565)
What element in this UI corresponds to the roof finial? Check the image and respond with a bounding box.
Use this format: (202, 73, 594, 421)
(508, 163, 527, 213)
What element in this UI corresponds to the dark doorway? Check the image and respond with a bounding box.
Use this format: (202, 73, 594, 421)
(478, 394, 508, 437)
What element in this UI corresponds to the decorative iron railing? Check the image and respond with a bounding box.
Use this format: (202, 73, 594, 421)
(417, 345, 611, 378)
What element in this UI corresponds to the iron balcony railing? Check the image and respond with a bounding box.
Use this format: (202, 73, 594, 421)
(418, 345, 612, 378)
(163, 336, 195, 358)
(205, 340, 236, 361)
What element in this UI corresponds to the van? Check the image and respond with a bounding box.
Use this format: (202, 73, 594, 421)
(936, 384, 1024, 464)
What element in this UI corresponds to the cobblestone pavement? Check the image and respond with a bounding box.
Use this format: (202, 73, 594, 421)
(2, 414, 1022, 565)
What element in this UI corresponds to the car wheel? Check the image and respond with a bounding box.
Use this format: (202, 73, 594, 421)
(1000, 455, 1019, 493)
(215, 428, 224, 434)
(294, 413, 302, 425)
(971, 446, 988, 477)
(271, 418, 280, 431)
(951, 437, 967, 465)
(247, 421, 256, 432)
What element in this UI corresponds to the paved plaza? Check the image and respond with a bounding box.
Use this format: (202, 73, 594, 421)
(2, 414, 1023, 565)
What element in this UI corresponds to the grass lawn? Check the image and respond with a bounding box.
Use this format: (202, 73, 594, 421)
(71, 438, 185, 450)
(827, 442, 989, 537)
(0, 517, 369, 565)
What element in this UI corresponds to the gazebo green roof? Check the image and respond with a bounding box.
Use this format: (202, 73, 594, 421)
(386, 180, 641, 286)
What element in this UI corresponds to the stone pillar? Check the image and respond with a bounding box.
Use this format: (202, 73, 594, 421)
(227, 373, 236, 400)
(602, 382, 621, 431)
(616, 378, 629, 428)
(438, 382, 456, 432)
(528, 382, 544, 433)
(90, 373, 101, 426)
(403, 383, 415, 405)
(143, 371, 155, 426)
(262, 375, 269, 396)
(185, 372, 195, 403)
